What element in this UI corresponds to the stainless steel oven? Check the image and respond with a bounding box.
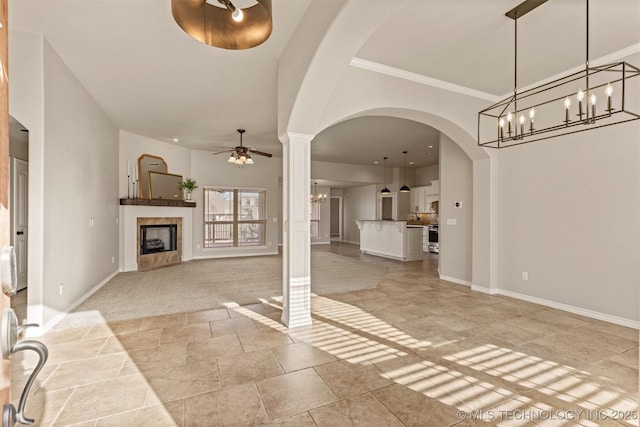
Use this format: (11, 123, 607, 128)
(427, 224, 439, 253)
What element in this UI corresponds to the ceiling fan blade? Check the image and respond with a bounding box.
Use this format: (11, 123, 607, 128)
(212, 149, 233, 155)
(249, 149, 272, 158)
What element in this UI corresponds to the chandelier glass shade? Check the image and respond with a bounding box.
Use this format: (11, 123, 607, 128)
(311, 182, 327, 204)
(171, 0, 272, 50)
(478, 0, 640, 148)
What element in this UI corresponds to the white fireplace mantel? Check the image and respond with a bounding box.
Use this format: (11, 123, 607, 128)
(119, 205, 194, 272)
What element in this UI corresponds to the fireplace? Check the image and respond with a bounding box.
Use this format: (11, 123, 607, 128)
(137, 217, 182, 271)
(140, 224, 177, 255)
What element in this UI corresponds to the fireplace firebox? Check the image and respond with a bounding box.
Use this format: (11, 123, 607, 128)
(140, 224, 178, 255)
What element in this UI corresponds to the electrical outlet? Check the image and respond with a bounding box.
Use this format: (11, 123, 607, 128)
(59, 283, 64, 296)
(111, 256, 115, 264)
(522, 272, 528, 281)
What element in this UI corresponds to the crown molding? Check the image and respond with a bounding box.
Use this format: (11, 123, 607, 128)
(350, 57, 500, 102)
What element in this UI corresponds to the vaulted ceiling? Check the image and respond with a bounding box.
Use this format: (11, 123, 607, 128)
(9, 0, 640, 169)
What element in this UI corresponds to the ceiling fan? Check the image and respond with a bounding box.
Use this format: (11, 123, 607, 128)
(212, 129, 273, 165)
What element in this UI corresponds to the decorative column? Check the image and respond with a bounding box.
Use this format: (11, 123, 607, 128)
(280, 132, 313, 328)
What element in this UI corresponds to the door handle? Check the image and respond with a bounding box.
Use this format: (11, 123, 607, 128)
(15, 232, 23, 236)
(1, 309, 49, 427)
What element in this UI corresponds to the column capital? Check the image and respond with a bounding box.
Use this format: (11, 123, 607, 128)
(279, 131, 315, 145)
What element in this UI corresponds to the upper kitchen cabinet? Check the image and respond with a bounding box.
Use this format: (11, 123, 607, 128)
(410, 180, 440, 213)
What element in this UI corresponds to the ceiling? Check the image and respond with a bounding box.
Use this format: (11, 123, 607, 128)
(9, 0, 640, 171)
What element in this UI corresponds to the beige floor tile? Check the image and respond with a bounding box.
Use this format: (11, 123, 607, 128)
(139, 313, 187, 331)
(257, 368, 338, 421)
(82, 319, 142, 340)
(142, 359, 221, 402)
(95, 400, 183, 426)
(217, 349, 284, 388)
(39, 326, 92, 345)
(45, 337, 109, 365)
(54, 374, 150, 426)
(583, 359, 638, 394)
(609, 347, 638, 370)
(586, 320, 639, 342)
(309, 392, 404, 426)
(44, 353, 126, 391)
(186, 334, 244, 365)
(99, 329, 163, 355)
(159, 322, 213, 345)
(11, 363, 58, 399)
(184, 382, 269, 427)
(187, 308, 229, 324)
(237, 328, 294, 352)
(13, 387, 74, 426)
(372, 383, 461, 427)
(123, 342, 186, 373)
(261, 412, 316, 427)
(209, 316, 258, 337)
(271, 342, 336, 373)
(313, 360, 392, 399)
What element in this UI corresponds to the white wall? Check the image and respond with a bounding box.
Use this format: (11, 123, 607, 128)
(342, 184, 377, 244)
(119, 130, 191, 198)
(439, 134, 473, 284)
(497, 122, 640, 323)
(312, 184, 331, 244)
(10, 33, 120, 327)
(416, 164, 439, 186)
(190, 150, 281, 258)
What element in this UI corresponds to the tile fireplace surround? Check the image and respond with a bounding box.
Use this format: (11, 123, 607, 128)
(120, 205, 194, 272)
(137, 217, 182, 271)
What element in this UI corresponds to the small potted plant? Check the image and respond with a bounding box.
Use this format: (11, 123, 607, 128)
(179, 178, 198, 201)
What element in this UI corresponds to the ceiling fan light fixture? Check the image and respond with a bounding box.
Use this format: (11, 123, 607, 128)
(171, 0, 272, 50)
(228, 153, 236, 163)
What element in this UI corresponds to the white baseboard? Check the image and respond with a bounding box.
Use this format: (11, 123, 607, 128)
(471, 285, 500, 295)
(193, 250, 279, 260)
(311, 241, 331, 245)
(497, 289, 640, 330)
(43, 269, 120, 333)
(439, 275, 471, 287)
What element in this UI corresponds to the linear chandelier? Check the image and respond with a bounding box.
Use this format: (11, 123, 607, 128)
(478, 0, 640, 149)
(171, 0, 272, 50)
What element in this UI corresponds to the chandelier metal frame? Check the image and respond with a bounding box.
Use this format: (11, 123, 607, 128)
(477, 0, 640, 149)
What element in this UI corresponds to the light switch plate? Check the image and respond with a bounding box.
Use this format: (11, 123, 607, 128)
(447, 218, 457, 225)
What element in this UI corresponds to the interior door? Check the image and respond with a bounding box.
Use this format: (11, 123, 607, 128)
(11, 159, 28, 291)
(1, 0, 12, 408)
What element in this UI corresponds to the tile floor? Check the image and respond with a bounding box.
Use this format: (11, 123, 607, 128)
(10, 243, 639, 426)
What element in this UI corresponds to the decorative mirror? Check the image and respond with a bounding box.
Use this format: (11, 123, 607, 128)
(138, 154, 168, 199)
(148, 171, 183, 200)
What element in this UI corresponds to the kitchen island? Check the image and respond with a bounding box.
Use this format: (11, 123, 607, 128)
(355, 220, 423, 262)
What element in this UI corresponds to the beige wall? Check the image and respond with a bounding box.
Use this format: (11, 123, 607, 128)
(497, 122, 640, 323)
(11, 31, 120, 328)
(439, 134, 473, 284)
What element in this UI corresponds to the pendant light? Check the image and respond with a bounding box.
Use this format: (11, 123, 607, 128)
(399, 151, 411, 193)
(380, 157, 391, 194)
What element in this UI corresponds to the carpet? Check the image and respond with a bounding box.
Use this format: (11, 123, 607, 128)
(61, 251, 387, 326)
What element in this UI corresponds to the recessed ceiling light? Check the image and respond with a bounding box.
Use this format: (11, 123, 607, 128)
(428, 145, 433, 148)
(374, 161, 379, 164)
(409, 161, 414, 165)
(171, 138, 179, 142)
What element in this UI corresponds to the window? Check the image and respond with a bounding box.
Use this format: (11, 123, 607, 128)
(310, 201, 320, 238)
(204, 188, 266, 248)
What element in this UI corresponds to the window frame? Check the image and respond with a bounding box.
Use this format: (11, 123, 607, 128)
(203, 186, 267, 248)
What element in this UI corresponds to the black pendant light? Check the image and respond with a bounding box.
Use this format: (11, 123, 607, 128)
(380, 157, 391, 194)
(399, 150, 411, 193)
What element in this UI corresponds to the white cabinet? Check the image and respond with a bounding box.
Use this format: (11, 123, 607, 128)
(410, 184, 439, 213)
(356, 220, 423, 262)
